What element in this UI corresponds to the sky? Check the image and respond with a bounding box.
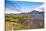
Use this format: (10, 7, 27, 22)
(5, 0, 44, 14)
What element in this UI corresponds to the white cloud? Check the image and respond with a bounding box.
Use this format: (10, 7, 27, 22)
(6, 11, 21, 14)
(6, 4, 44, 14)
(32, 5, 44, 12)
(5, 8, 21, 14)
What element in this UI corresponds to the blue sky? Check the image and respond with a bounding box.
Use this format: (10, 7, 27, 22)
(5, 0, 44, 14)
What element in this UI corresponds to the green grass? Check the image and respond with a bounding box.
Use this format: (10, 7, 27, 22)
(5, 15, 32, 30)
